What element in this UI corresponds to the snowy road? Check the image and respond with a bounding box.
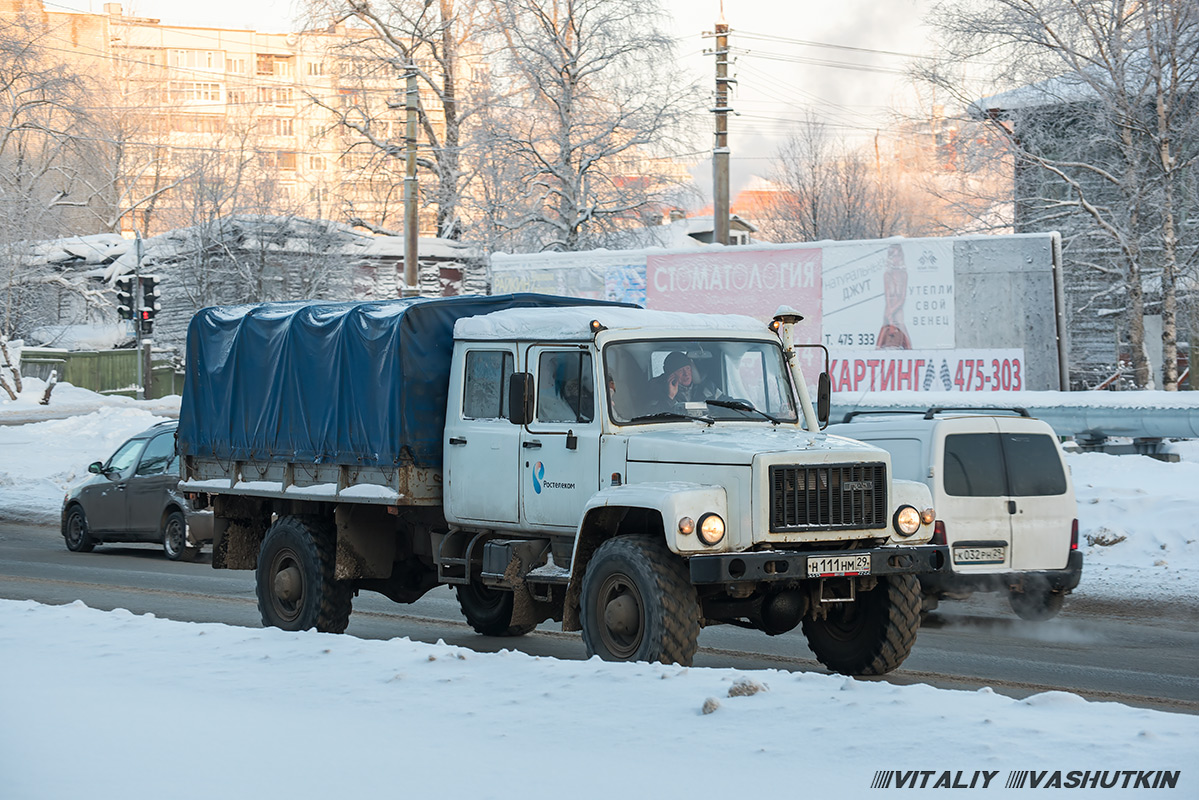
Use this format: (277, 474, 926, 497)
(3, 520, 1196, 713)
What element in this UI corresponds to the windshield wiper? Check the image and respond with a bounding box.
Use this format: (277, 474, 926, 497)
(706, 399, 783, 425)
(627, 411, 715, 426)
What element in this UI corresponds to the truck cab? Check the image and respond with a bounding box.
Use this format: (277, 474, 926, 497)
(439, 306, 945, 672)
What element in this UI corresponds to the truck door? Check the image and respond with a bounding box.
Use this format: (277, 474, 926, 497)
(520, 346, 601, 531)
(934, 417, 1014, 572)
(995, 420, 1073, 571)
(444, 347, 520, 524)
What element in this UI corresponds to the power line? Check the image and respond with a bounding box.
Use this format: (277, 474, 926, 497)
(736, 30, 931, 61)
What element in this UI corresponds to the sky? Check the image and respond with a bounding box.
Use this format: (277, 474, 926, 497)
(2, 372, 1199, 797)
(42, 0, 938, 200)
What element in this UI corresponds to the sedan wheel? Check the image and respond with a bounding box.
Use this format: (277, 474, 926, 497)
(162, 511, 199, 561)
(64, 507, 95, 553)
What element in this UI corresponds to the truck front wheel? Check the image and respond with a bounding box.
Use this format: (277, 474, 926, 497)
(802, 573, 921, 676)
(581, 536, 700, 666)
(456, 581, 536, 637)
(256, 515, 352, 633)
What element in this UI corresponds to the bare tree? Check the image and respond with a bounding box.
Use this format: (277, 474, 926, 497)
(304, 0, 489, 239)
(478, 0, 698, 251)
(0, 13, 109, 339)
(921, 0, 1199, 389)
(763, 115, 916, 243)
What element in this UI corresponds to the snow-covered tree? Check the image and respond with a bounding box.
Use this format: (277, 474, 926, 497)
(922, 0, 1199, 389)
(474, 0, 698, 252)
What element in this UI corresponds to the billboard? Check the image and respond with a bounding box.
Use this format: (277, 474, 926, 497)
(490, 234, 1060, 391)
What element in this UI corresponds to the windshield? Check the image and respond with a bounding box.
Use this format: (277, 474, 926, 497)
(603, 339, 798, 425)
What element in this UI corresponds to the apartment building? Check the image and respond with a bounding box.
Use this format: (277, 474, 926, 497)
(0, 0, 440, 236)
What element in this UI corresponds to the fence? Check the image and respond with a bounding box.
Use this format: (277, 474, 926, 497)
(19, 347, 182, 399)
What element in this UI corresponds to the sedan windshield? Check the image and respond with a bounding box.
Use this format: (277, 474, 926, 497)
(603, 339, 798, 425)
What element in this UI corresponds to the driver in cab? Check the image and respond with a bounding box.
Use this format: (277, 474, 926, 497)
(656, 351, 723, 407)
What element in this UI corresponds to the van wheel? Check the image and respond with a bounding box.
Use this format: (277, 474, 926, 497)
(1009, 587, 1065, 621)
(802, 574, 922, 676)
(64, 506, 95, 553)
(581, 536, 700, 666)
(256, 515, 352, 633)
(162, 511, 199, 562)
(919, 589, 940, 622)
(456, 581, 536, 636)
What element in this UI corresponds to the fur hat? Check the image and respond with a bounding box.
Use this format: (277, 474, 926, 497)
(663, 351, 691, 376)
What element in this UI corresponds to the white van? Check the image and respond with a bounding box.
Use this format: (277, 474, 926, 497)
(826, 408, 1082, 620)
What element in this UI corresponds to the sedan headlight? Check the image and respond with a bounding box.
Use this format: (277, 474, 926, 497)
(893, 505, 921, 537)
(697, 513, 725, 546)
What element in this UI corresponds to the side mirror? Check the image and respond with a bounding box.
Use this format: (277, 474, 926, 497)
(817, 372, 831, 427)
(88, 461, 103, 475)
(508, 372, 534, 426)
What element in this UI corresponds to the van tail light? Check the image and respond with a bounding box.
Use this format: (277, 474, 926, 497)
(1070, 518, 1079, 550)
(932, 520, 947, 546)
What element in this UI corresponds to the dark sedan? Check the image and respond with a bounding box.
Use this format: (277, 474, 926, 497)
(61, 420, 213, 561)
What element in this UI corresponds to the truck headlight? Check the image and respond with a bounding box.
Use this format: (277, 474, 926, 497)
(893, 505, 921, 537)
(697, 513, 725, 546)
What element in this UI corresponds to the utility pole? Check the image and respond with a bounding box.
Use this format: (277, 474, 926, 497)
(707, 8, 733, 246)
(402, 63, 420, 297)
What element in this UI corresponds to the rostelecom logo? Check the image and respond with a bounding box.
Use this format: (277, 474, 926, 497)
(532, 461, 545, 494)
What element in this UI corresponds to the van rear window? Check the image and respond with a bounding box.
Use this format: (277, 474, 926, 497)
(943, 433, 1067, 497)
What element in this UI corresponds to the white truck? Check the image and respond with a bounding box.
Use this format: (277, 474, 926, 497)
(178, 294, 946, 674)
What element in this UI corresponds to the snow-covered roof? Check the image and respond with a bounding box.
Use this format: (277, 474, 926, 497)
(454, 306, 769, 341)
(19, 216, 480, 284)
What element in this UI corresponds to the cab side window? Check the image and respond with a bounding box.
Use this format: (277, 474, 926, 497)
(463, 350, 513, 420)
(537, 351, 594, 423)
(136, 432, 175, 476)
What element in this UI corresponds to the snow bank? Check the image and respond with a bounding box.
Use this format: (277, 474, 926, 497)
(1071, 452, 1199, 604)
(0, 600, 1193, 800)
(0, 403, 172, 525)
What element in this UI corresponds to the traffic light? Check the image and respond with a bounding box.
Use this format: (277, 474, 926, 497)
(114, 275, 135, 321)
(139, 275, 160, 333)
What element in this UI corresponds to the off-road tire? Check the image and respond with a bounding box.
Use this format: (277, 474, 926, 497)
(64, 506, 95, 553)
(802, 573, 922, 676)
(162, 511, 200, 562)
(580, 536, 700, 666)
(456, 581, 536, 637)
(1009, 587, 1066, 621)
(256, 515, 352, 633)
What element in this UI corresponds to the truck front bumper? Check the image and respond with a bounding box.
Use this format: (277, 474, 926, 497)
(689, 544, 948, 586)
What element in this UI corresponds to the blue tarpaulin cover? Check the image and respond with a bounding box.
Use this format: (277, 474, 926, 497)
(178, 293, 628, 468)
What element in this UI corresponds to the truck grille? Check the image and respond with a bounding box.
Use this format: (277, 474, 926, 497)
(769, 463, 888, 532)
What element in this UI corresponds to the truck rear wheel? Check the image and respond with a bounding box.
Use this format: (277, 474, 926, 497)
(802, 573, 921, 676)
(580, 536, 700, 666)
(456, 581, 536, 637)
(256, 515, 352, 633)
